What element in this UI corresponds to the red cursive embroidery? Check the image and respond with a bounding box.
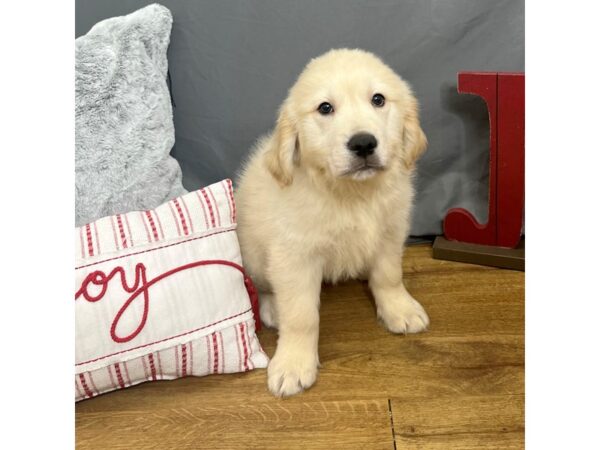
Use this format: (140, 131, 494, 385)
(75, 259, 260, 343)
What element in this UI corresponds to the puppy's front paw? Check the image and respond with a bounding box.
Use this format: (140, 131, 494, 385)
(378, 293, 429, 334)
(267, 349, 319, 397)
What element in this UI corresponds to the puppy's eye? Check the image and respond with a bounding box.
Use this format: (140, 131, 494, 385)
(317, 102, 334, 115)
(372, 93, 385, 107)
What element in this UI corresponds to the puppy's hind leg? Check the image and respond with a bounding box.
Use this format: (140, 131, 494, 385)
(259, 292, 278, 329)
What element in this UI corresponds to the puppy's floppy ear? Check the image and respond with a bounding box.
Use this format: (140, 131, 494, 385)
(401, 96, 428, 170)
(265, 104, 298, 187)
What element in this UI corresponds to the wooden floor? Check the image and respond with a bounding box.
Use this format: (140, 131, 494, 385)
(76, 244, 524, 449)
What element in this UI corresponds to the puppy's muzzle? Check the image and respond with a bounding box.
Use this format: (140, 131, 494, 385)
(347, 133, 378, 158)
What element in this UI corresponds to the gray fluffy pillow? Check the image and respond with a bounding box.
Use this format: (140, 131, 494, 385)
(75, 4, 186, 227)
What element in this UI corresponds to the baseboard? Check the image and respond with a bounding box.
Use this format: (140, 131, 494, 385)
(432, 236, 524, 271)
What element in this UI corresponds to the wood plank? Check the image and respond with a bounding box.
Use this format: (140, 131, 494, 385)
(320, 272, 524, 338)
(395, 431, 524, 449)
(77, 399, 393, 450)
(76, 331, 523, 410)
(76, 244, 524, 449)
(391, 394, 524, 449)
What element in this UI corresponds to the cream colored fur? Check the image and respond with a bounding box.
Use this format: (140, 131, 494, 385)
(235, 49, 429, 397)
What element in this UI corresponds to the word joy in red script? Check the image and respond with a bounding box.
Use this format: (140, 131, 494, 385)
(75, 259, 245, 344)
(76, 263, 150, 344)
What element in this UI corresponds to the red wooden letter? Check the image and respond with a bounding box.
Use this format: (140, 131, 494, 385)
(496, 73, 525, 248)
(443, 72, 524, 248)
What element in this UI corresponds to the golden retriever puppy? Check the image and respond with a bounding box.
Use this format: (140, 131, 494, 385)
(235, 48, 429, 397)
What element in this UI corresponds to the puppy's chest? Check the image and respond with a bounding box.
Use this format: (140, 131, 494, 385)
(318, 204, 387, 281)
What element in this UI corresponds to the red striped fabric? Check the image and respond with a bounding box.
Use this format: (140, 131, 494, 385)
(200, 188, 216, 228)
(110, 215, 120, 250)
(205, 335, 212, 375)
(168, 201, 183, 237)
(145, 210, 159, 241)
(93, 222, 101, 254)
(79, 374, 94, 398)
(243, 321, 255, 371)
(156, 352, 164, 378)
(88, 372, 100, 396)
(234, 322, 243, 373)
(240, 323, 250, 372)
(141, 354, 150, 379)
(181, 343, 188, 377)
(173, 198, 190, 235)
(114, 363, 126, 389)
(226, 179, 236, 222)
(221, 180, 234, 224)
(85, 223, 94, 257)
(211, 332, 219, 374)
(75, 319, 265, 400)
(148, 353, 157, 381)
(174, 345, 180, 377)
(207, 187, 222, 227)
(123, 361, 132, 385)
(154, 209, 166, 240)
(218, 332, 225, 373)
(124, 214, 135, 247)
(107, 366, 117, 390)
(195, 191, 210, 229)
(75, 379, 85, 400)
(116, 214, 128, 248)
(180, 196, 194, 234)
(140, 211, 152, 243)
(75, 181, 267, 402)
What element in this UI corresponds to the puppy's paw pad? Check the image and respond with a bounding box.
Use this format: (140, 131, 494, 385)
(378, 297, 429, 334)
(267, 352, 318, 397)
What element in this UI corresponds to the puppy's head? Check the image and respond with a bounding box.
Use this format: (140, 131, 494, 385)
(265, 48, 427, 186)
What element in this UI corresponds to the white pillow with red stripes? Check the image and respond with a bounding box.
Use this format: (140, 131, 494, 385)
(75, 179, 268, 401)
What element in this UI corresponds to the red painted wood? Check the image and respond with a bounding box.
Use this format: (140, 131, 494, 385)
(497, 73, 525, 248)
(443, 72, 498, 245)
(443, 72, 525, 249)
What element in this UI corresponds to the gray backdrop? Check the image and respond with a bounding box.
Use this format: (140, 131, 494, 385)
(76, 0, 524, 236)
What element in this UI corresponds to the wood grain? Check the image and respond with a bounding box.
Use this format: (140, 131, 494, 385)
(392, 394, 524, 449)
(76, 244, 524, 449)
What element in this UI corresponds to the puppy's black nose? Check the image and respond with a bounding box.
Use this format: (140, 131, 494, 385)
(347, 133, 378, 157)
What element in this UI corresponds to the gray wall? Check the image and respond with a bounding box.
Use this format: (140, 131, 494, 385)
(76, 0, 524, 236)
